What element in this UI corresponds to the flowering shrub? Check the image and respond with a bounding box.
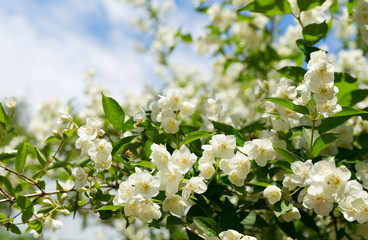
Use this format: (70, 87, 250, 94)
(2, 0, 368, 239)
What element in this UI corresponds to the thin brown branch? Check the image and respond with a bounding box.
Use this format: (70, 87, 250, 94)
(0, 165, 44, 193)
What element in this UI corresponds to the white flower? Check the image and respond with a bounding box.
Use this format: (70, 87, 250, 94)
(4, 97, 17, 109)
(309, 157, 336, 183)
(150, 144, 171, 170)
(317, 97, 342, 118)
(323, 165, 351, 196)
(352, 197, 368, 223)
(210, 134, 236, 159)
(93, 155, 112, 172)
(303, 185, 334, 216)
(199, 145, 215, 165)
(171, 145, 197, 174)
(75, 138, 92, 157)
(182, 177, 207, 199)
(129, 168, 160, 199)
(293, 84, 310, 106)
(156, 166, 182, 196)
(124, 198, 140, 218)
(290, 160, 313, 187)
(164, 89, 183, 111)
(239, 139, 276, 167)
(219, 230, 242, 240)
(282, 207, 301, 222)
(72, 167, 88, 189)
(161, 117, 179, 134)
(58, 179, 74, 191)
(163, 195, 187, 215)
(272, 78, 297, 99)
(198, 162, 216, 179)
(113, 182, 134, 205)
(263, 185, 282, 204)
(228, 152, 251, 177)
(137, 199, 162, 222)
(88, 139, 112, 162)
(180, 101, 195, 117)
(58, 107, 73, 122)
(77, 118, 101, 140)
(44, 216, 63, 232)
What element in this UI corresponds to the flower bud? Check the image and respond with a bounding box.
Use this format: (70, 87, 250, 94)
(87, 176, 94, 182)
(4, 97, 17, 109)
(83, 167, 90, 174)
(128, 216, 136, 224)
(90, 188, 98, 194)
(53, 130, 59, 136)
(76, 187, 86, 193)
(61, 193, 68, 200)
(43, 199, 53, 206)
(59, 209, 70, 215)
(98, 129, 105, 137)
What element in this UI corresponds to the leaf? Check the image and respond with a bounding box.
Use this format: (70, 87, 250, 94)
(112, 135, 138, 156)
(22, 206, 34, 223)
(15, 182, 31, 192)
(241, 211, 269, 227)
(37, 206, 54, 214)
(96, 205, 123, 211)
(296, 39, 321, 62)
(219, 198, 244, 232)
(28, 145, 46, 167)
(193, 217, 218, 237)
(181, 33, 192, 43)
(274, 200, 293, 217)
(277, 66, 306, 82)
(273, 146, 302, 163)
(17, 195, 32, 209)
(297, 0, 326, 11)
(318, 107, 368, 134)
(98, 210, 113, 220)
(0, 152, 16, 161)
(334, 72, 357, 83)
(300, 210, 319, 233)
(0, 103, 9, 127)
(16, 142, 28, 173)
(265, 98, 309, 115)
(167, 216, 186, 227)
(277, 220, 295, 238)
(302, 21, 328, 46)
(183, 130, 212, 146)
(63, 128, 77, 138)
(45, 135, 62, 143)
(339, 89, 368, 106)
(246, 182, 272, 187)
(239, 0, 292, 17)
(102, 94, 125, 132)
(9, 224, 21, 234)
(312, 133, 340, 157)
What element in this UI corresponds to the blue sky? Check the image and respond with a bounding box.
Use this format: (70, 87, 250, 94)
(0, 0, 209, 115)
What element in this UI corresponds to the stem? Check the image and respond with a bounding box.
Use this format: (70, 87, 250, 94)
(310, 119, 316, 159)
(185, 226, 206, 239)
(43, 138, 65, 174)
(0, 165, 44, 193)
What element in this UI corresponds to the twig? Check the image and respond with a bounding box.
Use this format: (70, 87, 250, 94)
(185, 226, 206, 239)
(0, 165, 44, 193)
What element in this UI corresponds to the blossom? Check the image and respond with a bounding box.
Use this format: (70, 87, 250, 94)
(58, 179, 74, 191)
(198, 162, 216, 179)
(161, 117, 179, 134)
(129, 168, 160, 199)
(113, 182, 134, 205)
(163, 195, 187, 215)
(182, 177, 207, 199)
(263, 185, 282, 204)
(44, 216, 63, 232)
(219, 230, 243, 240)
(302, 185, 334, 216)
(4, 97, 17, 109)
(282, 207, 301, 222)
(210, 134, 236, 159)
(150, 143, 171, 170)
(137, 199, 162, 222)
(171, 145, 197, 174)
(156, 166, 182, 196)
(239, 139, 276, 167)
(72, 167, 88, 189)
(77, 118, 101, 140)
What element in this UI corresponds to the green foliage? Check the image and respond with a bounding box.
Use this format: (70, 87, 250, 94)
(302, 21, 328, 46)
(239, 0, 292, 17)
(15, 142, 28, 173)
(297, 0, 326, 11)
(102, 94, 125, 132)
(265, 98, 309, 115)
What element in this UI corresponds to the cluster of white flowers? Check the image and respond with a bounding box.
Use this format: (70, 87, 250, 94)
(239, 138, 276, 167)
(149, 89, 195, 134)
(75, 118, 112, 172)
(283, 158, 368, 223)
(113, 143, 208, 222)
(295, 50, 341, 118)
(207, 4, 237, 32)
(353, 0, 368, 44)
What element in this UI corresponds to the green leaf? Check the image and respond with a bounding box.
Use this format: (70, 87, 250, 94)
(241, 211, 269, 227)
(45, 135, 62, 143)
(300, 210, 319, 233)
(312, 133, 340, 157)
(37, 205, 54, 214)
(102, 94, 125, 132)
(277, 66, 306, 82)
(28, 145, 46, 167)
(246, 182, 272, 187)
(167, 216, 186, 227)
(339, 89, 368, 106)
(98, 210, 113, 220)
(334, 72, 357, 83)
(112, 135, 138, 156)
(96, 205, 123, 211)
(277, 220, 295, 238)
(265, 98, 309, 115)
(63, 128, 77, 138)
(274, 200, 293, 217)
(297, 0, 326, 11)
(0, 152, 16, 161)
(296, 39, 321, 62)
(302, 21, 328, 46)
(0, 103, 9, 127)
(182, 130, 212, 145)
(193, 217, 219, 237)
(239, 0, 292, 17)
(130, 160, 156, 169)
(9, 223, 21, 234)
(181, 33, 192, 43)
(15, 182, 31, 192)
(22, 206, 34, 223)
(16, 142, 28, 173)
(17, 195, 32, 209)
(273, 146, 302, 163)
(318, 107, 368, 134)
(219, 198, 244, 232)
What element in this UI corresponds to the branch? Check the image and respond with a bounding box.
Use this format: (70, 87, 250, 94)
(0, 165, 44, 193)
